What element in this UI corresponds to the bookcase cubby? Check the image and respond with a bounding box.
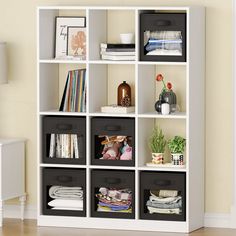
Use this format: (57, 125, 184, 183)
(37, 6, 205, 233)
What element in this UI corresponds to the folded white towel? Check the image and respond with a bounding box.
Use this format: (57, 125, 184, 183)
(147, 206, 180, 215)
(51, 207, 83, 211)
(49, 186, 83, 199)
(48, 199, 83, 209)
(149, 195, 182, 204)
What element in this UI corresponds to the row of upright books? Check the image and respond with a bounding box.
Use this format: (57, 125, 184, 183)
(59, 69, 86, 112)
(49, 134, 80, 159)
(100, 43, 135, 61)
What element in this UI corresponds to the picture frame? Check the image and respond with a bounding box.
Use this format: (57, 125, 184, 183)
(67, 27, 86, 59)
(55, 16, 86, 59)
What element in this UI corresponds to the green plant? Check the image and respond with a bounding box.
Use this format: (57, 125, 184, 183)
(148, 126, 166, 153)
(168, 136, 186, 153)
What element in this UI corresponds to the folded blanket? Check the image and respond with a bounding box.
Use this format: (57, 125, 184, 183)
(48, 199, 83, 209)
(97, 205, 132, 213)
(146, 199, 182, 209)
(146, 49, 182, 56)
(150, 190, 178, 198)
(149, 195, 182, 204)
(49, 186, 83, 199)
(147, 206, 181, 215)
(98, 201, 130, 211)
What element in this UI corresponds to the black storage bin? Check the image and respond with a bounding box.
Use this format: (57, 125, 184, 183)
(140, 12, 186, 62)
(140, 171, 186, 221)
(91, 169, 135, 219)
(42, 116, 86, 165)
(42, 168, 86, 217)
(91, 117, 135, 166)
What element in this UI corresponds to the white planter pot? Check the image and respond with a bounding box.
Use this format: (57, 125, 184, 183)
(151, 153, 164, 164)
(171, 153, 184, 165)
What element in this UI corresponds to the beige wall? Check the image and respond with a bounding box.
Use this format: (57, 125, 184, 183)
(0, 0, 232, 214)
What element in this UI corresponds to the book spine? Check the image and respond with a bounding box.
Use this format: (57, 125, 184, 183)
(70, 134, 74, 158)
(55, 134, 60, 158)
(101, 48, 135, 52)
(49, 134, 55, 158)
(74, 134, 79, 159)
(100, 43, 135, 49)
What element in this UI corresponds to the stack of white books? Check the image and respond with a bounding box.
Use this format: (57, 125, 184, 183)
(101, 105, 135, 114)
(100, 43, 135, 61)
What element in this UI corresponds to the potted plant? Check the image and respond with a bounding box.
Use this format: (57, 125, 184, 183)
(148, 126, 166, 164)
(167, 136, 186, 165)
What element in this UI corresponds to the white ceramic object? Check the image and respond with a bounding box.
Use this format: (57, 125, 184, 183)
(120, 33, 134, 44)
(161, 103, 170, 115)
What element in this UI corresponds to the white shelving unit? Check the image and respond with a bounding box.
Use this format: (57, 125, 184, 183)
(37, 6, 205, 233)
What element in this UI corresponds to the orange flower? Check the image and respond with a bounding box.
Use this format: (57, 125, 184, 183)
(167, 82, 172, 90)
(156, 74, 164, 81)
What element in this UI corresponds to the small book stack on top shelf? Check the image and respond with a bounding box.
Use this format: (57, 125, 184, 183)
(59, 69, 86, 112)
(100, 43, 135, 61)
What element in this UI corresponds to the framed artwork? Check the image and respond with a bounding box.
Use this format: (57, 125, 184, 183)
(55, 17, 86, 59)
(67, 27, 86, 59)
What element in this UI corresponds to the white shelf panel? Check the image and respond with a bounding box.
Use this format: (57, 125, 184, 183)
(89, 165, 135, 170)
(39, 110, 87, 116)
(138, 61, 187, 66)
(89, 60, 136, 65)
(39, 59, 87, 64)
(138, 112, 187, 119)
(89, 112, 136, 117)
(40, 164, 87, 168)
(138, 166, 187, 172)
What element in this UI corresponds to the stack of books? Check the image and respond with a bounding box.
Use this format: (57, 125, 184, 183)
(100, 43, 135, 61)
(49, 134, 80, 159)
(59, 69, 86, 112)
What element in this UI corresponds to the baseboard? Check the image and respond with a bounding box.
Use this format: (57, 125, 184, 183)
(2, 205, 233, 229)
(3, 204, 37, 220)
(204, 213, 230, 228)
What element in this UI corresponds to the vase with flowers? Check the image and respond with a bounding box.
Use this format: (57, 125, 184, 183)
(154, 74, 177, 113)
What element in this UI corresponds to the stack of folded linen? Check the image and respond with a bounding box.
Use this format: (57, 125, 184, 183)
(146, 190, 182, 215)
(48, 186, 83, 211)
(96, 187, 132, 213)
(144, 31, 182, 56)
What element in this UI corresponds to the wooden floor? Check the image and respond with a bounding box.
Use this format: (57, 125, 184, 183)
(1, 219, 236, 236)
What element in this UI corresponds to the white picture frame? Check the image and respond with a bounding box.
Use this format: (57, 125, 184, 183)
(55, 17, 86, 59)
(67, 27, 86, 59)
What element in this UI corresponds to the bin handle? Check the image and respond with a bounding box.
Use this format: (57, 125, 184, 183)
(105, 125, 121, 131)
(154, 179, 171, 186)
(104, 177, 121, 184)
(56, 123, 73, 131)
(155, 20, 171, 26)
(56, 175, 73, 183)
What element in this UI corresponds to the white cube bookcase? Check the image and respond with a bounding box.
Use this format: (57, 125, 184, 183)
(37, 6, 205, 232)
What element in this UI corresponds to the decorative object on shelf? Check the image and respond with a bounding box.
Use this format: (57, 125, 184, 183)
(155, 74, 177, 113)
(0, 42, 7, 84)
(100, 43, 135, 61)
(101, 105, 135, 114)
(59, 68, 86, 112)
(55, 16, 86, 59)
(120, 33, 134, 44)
(117, 81, 131, 106)
(67, 27, 86, 59)
(161, 103, 170, 115)
(168, 136, 186, 165)
(148, 126, 166, 164)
